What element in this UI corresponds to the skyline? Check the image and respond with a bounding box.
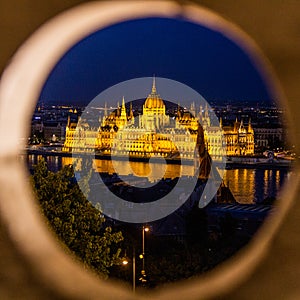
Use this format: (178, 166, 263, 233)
(39, 17, 274, 106)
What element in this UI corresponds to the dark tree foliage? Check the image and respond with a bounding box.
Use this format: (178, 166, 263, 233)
(31, 158, 124, 278)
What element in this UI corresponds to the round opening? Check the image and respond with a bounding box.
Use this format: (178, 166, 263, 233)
(0, 1, 298, 299)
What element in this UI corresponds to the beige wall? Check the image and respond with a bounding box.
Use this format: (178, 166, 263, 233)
(0, 1, 300, 299)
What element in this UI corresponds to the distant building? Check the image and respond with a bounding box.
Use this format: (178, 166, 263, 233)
(254, 127, 284, 149)
(43, 121, 65, 142)
(199, 105, 225, 160)
(63, 79, 207, 161)
(63, 79, 254, 159)
(200, 108, 254, 157)
(221, 118, 255, 156)
(63, 110, 79, 148)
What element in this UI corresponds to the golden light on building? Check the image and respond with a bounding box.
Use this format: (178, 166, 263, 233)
(221, 118, 255, 156)
(63, 78, 254, 162)
(63, 78, 201, 161)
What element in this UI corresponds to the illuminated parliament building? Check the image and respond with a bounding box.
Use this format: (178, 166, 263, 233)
(63, 79, 254, 158)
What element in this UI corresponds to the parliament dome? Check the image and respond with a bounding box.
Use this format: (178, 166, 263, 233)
(144, 77, 165, 109)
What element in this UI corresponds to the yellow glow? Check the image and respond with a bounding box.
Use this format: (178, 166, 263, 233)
(276, 170, 280, 190)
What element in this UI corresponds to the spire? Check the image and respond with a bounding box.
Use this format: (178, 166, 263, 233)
(238, 118, 246, 133)
(176, 102, 181, 118)
(121, 96, 126, 117)
(151, 75, 157, 94)
(219, 117, 223, 128)
(104, 102, 108, 117)
(67, 114, 70, 129)
(234, 117, 238, 132)
(190, 101, 196, 117)
(204, 103, 209, 118)
(129, 102, 134, 118)
(248, 117, 253, 132)
(199, 105, 203, 120)
(204, 103, 210, 127)
(117, 101, 120, 116)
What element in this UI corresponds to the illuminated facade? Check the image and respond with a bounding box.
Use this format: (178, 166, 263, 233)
(63, 79, 202, 160)
(221, 118, 254, 156)
(199, 104, 225, 160)
(63, 79, 254, 158)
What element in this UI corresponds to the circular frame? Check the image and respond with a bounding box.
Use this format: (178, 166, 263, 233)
(0, 1, 298, 299)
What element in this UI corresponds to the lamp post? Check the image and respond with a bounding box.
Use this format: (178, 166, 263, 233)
(122, 248, 136, 293)
(133, 248, 136, 292)
(139, 225, 149, 285)
(122, 225, 150, 292)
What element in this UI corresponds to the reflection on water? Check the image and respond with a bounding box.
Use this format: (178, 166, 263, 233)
(24, 154, 290, 204)
(63, 156, 191, 180)
(223, 168, 290, 204)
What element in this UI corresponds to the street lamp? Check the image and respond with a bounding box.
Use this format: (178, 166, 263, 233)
(122, 225, 150, 292)
(140, 225, 150, 285)
(122, 248, 136, 293)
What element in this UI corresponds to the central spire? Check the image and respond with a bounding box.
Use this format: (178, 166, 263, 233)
(151, 75, 157, 94)
(121, 96, 126, 117)
(144, 75, 164, 110)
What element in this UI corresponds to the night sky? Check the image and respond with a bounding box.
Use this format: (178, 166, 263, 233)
(39, 17, 273, 106)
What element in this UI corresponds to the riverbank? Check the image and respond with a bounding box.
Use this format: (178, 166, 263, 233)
(26, 149, 190, 165)
(25, 148, 294, 170)
(225, 156, 293, 170)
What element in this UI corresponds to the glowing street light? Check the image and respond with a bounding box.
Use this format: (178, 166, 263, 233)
(140, 225, 150, 285)
(122, 248, 136, 293)
(122, 225, 150, 292)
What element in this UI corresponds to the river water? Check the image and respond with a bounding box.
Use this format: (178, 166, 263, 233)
(23, 154, 291, 204)
(223, 168, 290, 204)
